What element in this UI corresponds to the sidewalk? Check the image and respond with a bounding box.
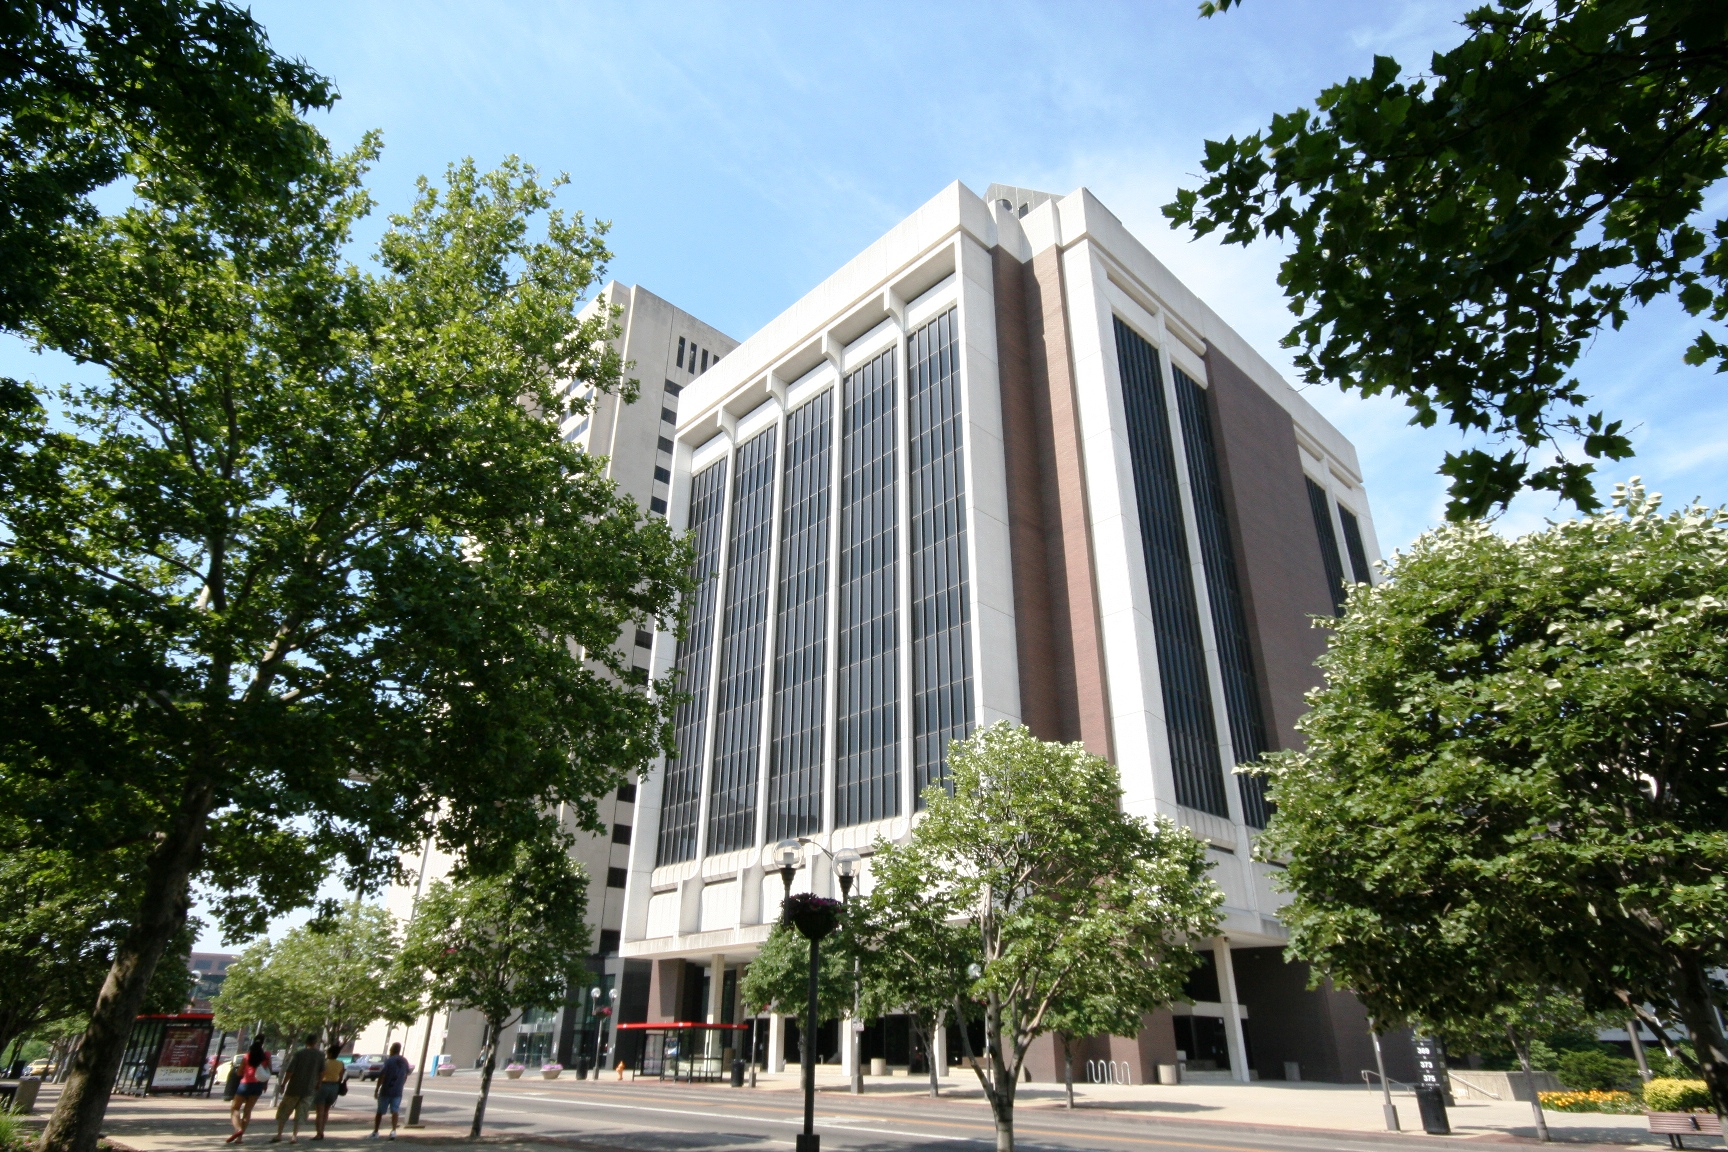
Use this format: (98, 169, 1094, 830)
(9, 1073, 1702, 1150)
(744, 1065, 1685, 1145)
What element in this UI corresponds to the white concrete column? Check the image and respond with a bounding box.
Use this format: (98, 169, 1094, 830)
(933, 1019, 949, 1077)
(767, 1013, 785, 1073)
(707, 953, 726, 1058)
(1214, 937, 1250, 1082)
(841, 1012, 858, 1077)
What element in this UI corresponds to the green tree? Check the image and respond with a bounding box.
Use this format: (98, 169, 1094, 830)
(1167, 0, 1728, 518)
(212, 903, 416, 1050)
(1258, 483, 1728, 1117)
(398, 840, 589, 1138)
(0, 846, 194, 1062)
(885, 724, 1221, 1152)
(5, 141, 686, 1152)
(738, 921, 853, 1026)
(0, 0, 334, 327)
(849, 851, 980, 1097)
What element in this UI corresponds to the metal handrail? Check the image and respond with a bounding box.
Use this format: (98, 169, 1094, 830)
(1448, 1072, 1501, 1100)
(1361, 1069, 1416, 1094)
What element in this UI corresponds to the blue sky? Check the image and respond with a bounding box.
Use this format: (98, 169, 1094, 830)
(12, 1, 1712, 947)
(226, 0, 1726, 552)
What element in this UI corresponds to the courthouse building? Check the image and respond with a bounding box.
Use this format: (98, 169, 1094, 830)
(616, 181, 1408, 1085)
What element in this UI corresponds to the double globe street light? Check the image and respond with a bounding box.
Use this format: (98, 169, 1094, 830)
(765, 838, 860, 1152)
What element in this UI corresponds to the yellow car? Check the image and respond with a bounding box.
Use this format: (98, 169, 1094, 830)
(25, 1058, 52, 1078)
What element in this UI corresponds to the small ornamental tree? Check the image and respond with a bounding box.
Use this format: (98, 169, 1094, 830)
(738, 922, 851, 1032)
(850, 851, 979, 1097)
(398, 840, 589, 1138)
(212, 903, 416, 1050)
(1260, 483, 1728, 1117)
(884, 724, 1221, 1152)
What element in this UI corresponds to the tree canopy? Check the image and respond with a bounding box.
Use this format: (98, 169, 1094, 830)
(1168, 0, 1728, 518)
(878, 725, 1220, 1152)
(1259, 483, 1728, 1115)
(399, 840, 590, 1138)
(212, 903, 416, 1050)
(0, 0, 334, 326)
(0, 845, 194, 1062)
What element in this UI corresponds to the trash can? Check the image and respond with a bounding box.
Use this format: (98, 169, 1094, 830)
(1414, 1085, 1450, 1135)
(1283, 1061, 1301, 1082)
(1157, 1064, 1180, 1085)
(11, 1078, 40, 1115)
(730, 1059, 745, 1088)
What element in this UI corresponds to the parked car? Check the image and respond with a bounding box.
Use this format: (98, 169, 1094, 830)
(25, 1058, 51, 1078)
(354, 1054, 387, 1081)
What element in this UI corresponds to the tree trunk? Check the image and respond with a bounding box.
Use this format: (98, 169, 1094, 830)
(1628, 1017, 1652, 1083)
(40, 780, 214, 1152)
(471, 1020, 499, 1138)
(1507, 1026, 1550, 1144)
(1669, 956, 1728, 1119)
(1060, 1034, 1074, 1109)
(913, 1015, 940, 1098)
(985, 1001, 1015, 1152)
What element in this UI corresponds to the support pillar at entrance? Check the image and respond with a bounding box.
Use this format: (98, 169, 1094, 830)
(767, 1013, 785, 1072)
(933, 1019, 949, 1076)
(1215, 937, 1250, 1082)
(706, 953, 726, 1058)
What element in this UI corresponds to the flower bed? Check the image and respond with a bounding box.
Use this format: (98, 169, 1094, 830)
(1539, 1090, 1642, 1114)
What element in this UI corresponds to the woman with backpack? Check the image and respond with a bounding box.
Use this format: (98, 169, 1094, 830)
(228, 1039, 273, 1143)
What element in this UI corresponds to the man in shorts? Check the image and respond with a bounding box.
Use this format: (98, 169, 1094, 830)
(273, 1035, 325, 1144)
(369, 1043, 411, 1140)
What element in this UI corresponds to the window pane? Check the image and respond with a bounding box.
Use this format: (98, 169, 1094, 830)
(655, 460, 728, 865)
(705, 428, 778, 856)
(1175, 368, 1271, 827)
(768, 391, 833, 841)
(1114, 318, 1228, 818)
(835, 347, 900, 828)
(907, 308, 972, 805)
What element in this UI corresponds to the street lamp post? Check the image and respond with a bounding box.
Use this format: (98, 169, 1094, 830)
(589, 987, 612, 1079)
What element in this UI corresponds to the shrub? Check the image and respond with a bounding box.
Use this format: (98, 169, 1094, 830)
(1643, 1079, 1713, 1113)
(0, 1111, 34, 1152)
(1557, 1049, 1640, 1091)
(1539, 1090, 1642, 1114)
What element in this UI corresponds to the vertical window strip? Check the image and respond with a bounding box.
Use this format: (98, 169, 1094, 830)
(1306, 478, 1348, 616)
(1113, 318, 1229, 819)
(705, 429, 778, 857)
(1338, 506, 1372, 587)
(656, 461, 728, 865)
(907, 308, 973, 805)
(835, 347, 900, 828)
(1174, 369, 1272, 829)
(767, 391, 833, 842)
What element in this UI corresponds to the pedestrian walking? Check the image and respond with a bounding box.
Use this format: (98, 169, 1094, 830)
(272, 1034, 325, 1144)
(227, 1040, 273, 1143)
(313, 1043, 346, 1140)
(367, 1043, 411, 1140)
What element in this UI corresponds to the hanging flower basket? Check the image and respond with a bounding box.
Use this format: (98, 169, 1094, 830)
(782, 893, 844, 941)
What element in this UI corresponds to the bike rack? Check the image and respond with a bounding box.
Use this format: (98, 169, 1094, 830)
(1085, 1060, 1133, 1085)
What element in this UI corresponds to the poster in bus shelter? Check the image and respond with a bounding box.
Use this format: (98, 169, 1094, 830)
(153, 1023, 212, 1089)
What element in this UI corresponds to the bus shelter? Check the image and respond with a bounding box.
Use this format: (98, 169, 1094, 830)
(614, 1022, 747, 1083)
(115, 1013, 216, 1096)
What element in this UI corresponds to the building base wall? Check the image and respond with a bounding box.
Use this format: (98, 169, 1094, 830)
(1231, 947, 1419, 1084)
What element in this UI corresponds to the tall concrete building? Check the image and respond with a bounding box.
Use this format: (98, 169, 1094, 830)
(352, 285, 738, 1072)
(619, 181, 1404, 1085)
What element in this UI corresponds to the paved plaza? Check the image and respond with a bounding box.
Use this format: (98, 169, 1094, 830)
(8, 1071, 1699, 1152)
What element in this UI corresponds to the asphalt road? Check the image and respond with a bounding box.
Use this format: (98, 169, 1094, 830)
(408, 1078, 1443, 1152)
